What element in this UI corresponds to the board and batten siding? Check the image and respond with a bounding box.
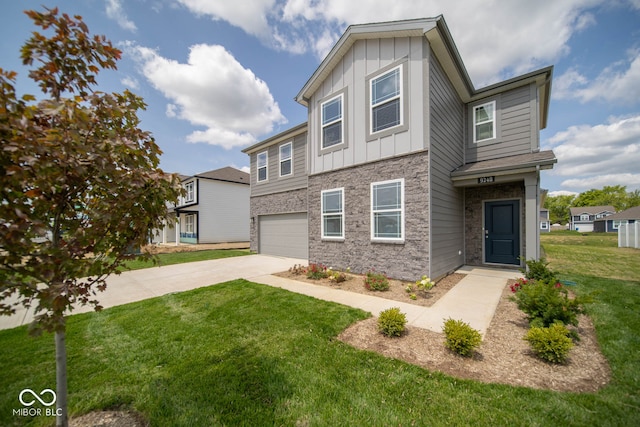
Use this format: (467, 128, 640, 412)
(466, 83, 540, 163)
(428, 53, 465, 279)
(249, 131, 308, 197)
(308, 36, 429, 176)
(197, 180, 250, 242)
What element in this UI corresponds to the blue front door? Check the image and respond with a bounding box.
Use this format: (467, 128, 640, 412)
(485, 200, 520, 265)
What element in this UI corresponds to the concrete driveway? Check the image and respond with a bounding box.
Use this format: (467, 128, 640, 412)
(0, 254, 305, 330)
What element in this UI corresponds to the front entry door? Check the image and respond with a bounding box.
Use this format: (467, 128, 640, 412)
(485, 200, 520, 265)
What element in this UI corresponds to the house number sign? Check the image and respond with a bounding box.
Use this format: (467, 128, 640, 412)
(477, 176, 495, 184)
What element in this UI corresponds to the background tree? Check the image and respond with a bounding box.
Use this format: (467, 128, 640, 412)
(0, 8, 182, 426)
(572, 185, 640, 211)
(544, 194, 575, 224)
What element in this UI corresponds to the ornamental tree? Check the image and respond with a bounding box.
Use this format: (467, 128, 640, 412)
(0, 8, 182, 426)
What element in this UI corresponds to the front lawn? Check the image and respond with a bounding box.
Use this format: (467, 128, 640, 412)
(121, 249, 250, 271)
(1, 272, 639, 425)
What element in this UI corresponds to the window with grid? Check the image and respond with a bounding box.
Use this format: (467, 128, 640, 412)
(322, 94, 343, 149)
(370, 66, 402, 134)
(321, 188, 344, 239)
(279, 142, 292, 177)
(257, 151, 268, 182)
(473, 101, 496, 142)
(371, 179, 404, 240)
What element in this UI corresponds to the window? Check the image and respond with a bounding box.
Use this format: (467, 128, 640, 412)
(370, 66, 402, 133)
(540, 222, 549, 230)
(321, 188, 344, 239)
(257, 151, 268, 182)
(580, 214, 590, 221)
(322, 94, 343, 149)
(613, 220, 628, 229)
(184, 181, 195, 203)
(371, 179, 404, 241)
(279, 142, 292, 177)
(473, 101, 496, 142)
(185, 214, 195, 234)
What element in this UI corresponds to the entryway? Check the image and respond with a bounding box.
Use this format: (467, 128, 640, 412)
(484, 200, 520, 265)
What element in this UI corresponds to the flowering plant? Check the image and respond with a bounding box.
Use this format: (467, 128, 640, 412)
(510, 277, 529, 293)
(306, 263, 328, 280)
(364, 269, 389, 291)
(415, 275, 435, 292)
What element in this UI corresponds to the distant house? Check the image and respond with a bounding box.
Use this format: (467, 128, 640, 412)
(540, 209, 550, 233)
(153, 167, 250, 245)
(243, 16, 556, 280)
(594, 205, 640, 233)
(569, 206, 615, 232)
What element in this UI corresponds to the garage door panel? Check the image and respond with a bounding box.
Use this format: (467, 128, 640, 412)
(259, 213, 308, 259)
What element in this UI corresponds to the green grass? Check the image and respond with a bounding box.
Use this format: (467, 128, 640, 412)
(121, 249, 250, 271)
(0, 234, 639, 425)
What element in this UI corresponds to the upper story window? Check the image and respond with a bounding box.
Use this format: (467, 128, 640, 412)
(279, 142, 293, 177)
(257, 151, 268, 182)
(370, 65, 402, 134)
(473, 101, 496, 142)
(321, 94, 343, 149)
(580, 214, 590, 221)
(321, 188, 344, 239)
(184, 181, 195, 203)
(371, 179, 404, 241)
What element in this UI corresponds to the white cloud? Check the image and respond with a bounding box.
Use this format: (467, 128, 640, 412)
(177, 0, 274, 38)
(129, 43, 287, 149)
(554, 49, 640, 104)
(120, 75, 139, 89)
(548, 190, 579, 197)
(105, 0, 137, 32)
(543, 115, 640, 191)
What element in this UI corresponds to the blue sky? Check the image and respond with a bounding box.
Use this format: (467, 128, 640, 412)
(2, 0, 639, 195)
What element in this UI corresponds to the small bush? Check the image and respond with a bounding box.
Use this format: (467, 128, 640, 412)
(288, 264, 306, 275)
(511, 280, 592, 327)
(327, 268, 348, 283)
(524, 323, 574, 364)
(306, 263, 328, 280)
(520, 257, 558, 283)
(415, 275, 435, 292)
(378, 308, 407, 337)
(442, 318, 482, 357)
(364, 270, 389, 291)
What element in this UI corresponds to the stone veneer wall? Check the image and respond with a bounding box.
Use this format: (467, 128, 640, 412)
(464, 182, 526, 266)
(308, 152, 429, 281)
(249, 188, 308, 253)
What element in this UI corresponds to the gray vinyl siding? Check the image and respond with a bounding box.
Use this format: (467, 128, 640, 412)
(429, 54, 465, 278)
(307, 36, 428, 175)
(466, 84, 539, 163)
(249, 131, 308, 196)
(191, 180, 250, 243)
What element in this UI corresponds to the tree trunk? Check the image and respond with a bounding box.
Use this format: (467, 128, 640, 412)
(55, 326, 68, 427)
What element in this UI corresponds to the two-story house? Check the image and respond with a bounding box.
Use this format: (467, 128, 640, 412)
(243, 16, 556, 280)
(569, 206, 615, 232)
(154, 167, 250, 245)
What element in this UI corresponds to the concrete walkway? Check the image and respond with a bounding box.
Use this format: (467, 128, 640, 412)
(0, 256, 521, 335)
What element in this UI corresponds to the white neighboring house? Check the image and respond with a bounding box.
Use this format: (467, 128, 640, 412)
(153, 167, 250, 245)
(569, 206, 615, 233)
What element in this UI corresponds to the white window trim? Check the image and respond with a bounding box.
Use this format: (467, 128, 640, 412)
(279, 141, 293, 177)
(369, 65, 403, 135)
(370, 178, 405, 242)
(321, 188, 345, 240)
(613, 220, 628, 229)
(321, 93, 344, 149)
(184, 181, 195, 203)
(257, 151, 268, 183)
(580, 214, 590, 221)
(185, 214, 195, 234)
(473, 101, 496, 143)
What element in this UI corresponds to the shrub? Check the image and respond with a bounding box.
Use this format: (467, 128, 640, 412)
(288, 264, 306, 275)
(520, 257, 558, 283)
(524, 323, 574, 364)
(442, 318, 482, 357)
(415, 275, 435, 292)
(378, 308, 407, 337)
(327, 268, 348, 283)
(511, 280, 592, 328)
(306, 263, 328, 280)
(364, 270, 389, 291)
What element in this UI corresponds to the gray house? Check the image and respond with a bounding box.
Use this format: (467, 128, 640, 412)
(594, 205, 640, 232)
(569, 205, 615, 233)
(243, 16, 556, 280)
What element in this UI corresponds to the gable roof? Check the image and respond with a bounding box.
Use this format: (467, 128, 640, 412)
(183, 167, 249, 185)
(596, 205, 640, 221)
(242, 122, 307, 154)
(569, 206, 616, 216)
(295, 16, 553, 129)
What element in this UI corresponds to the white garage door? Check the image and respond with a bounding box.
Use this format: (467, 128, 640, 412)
(259, 213, 308, 259)
(575, 223, 594, 232)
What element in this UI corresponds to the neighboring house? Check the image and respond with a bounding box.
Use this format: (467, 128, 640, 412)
(153, 167, 250, 245)
(569, 206, 615, 233)
(243, 16, 556, 280)
(594, 205, 640, 232)
(540, 209, 551, 233)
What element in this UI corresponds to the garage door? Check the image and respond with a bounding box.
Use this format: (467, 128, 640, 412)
(259, 213, 308, 259)
(575, 223, 594, 232)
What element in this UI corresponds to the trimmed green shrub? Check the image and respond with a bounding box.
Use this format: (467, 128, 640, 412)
(364, 270, 389, 291)
(442, 318, 482, 357)
(378, 307, 407, 337)
(520, 257, 558, 283)
(511, 280, 592, 328)
(524, 323, 574, 364)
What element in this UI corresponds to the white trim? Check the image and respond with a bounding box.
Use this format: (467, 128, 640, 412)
(370, 178, 405, 242)
(369, 65, 403, 135)
(321, 93, 344, 149)
(321, 187, 345, 239)
(473, 100, 496, 143)
(184, 181, 195, 203)
(279, 141, 293, 177)
(257, 150, 268, 182)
